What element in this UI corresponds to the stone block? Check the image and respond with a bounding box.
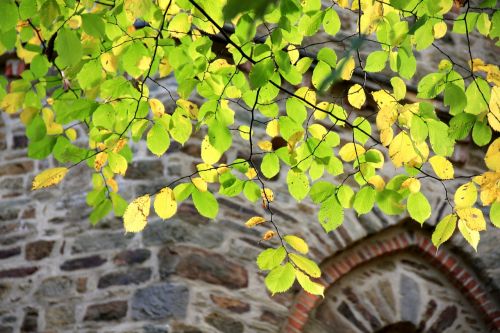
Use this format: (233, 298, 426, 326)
(175, 246, 248, 289)
(113, 249, 151, 266)
(36, 276, 73, 299)
(45, 304, 75, 328)
(0, 267, 37, 279)
(131, 283, 188, 320)
(210, 294, 250, 313)
(205, 312, 244, 333)
(25, 240, 55, 260)
(71, 232, 129, 254)
(0, 247, 21, 260)
(20, 307, 38, 333)
(98, 267, 152, 289)
(84, 301, 128, 321)
(400, 274, 420, 323)
(124, 160, 164, 179)
(0, 161, 33, 177)
(60, 255, 106, 271)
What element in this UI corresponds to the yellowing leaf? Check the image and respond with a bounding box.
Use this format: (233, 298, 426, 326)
(201, 135, 222, 165)
(458, 219, 480, 251)
(380, 127, 394, 146)
(376, 107, 398, 130)
(473, 171, 500, 205)
(308, 124, 327, 139)
(101, 53, 117, 72)
(372, 90, 398, 110)
(123, 195, 150, 233)
(197, 163, 218, 183)
(295, 270, 325, 297)
(245, 216, 266, 228)
(262, 230, 276, 241)
(339, 56, 355, 81)
(177, 99, 198, 119)
(485, 138, 500, 172)
(433, 21, 447, 38)
(429, 155, 454, 180)
(159, 58, 173, 78)
(289, 253, 321, 278)
(94, 152, 108, 171)
(284, 235, 309, 254)
(192, 177, 208, 192)
(339, 143, 366, 162)
(1, 92, 25, 114)
(154, 187, 177, 220)
(295, 87, 316, 106)
(32, 167, 69, 190)
(42, 108, 63, 135)
(454, 182, 477, 208)
(287, 130, 304, 151)
(106, 177, 118, 193)
(149, 98, 165, 118)
(239, 125, 251, 140)
(488, 86, 500, 132)
(65, 128, 77, 141)
(258, 140, 273, 151)
(347, 84, 366, 109)
(137, 56, 152, 71)
(266, 119, 280, 137)
(401, 177, 421, 193)
(457, 207, 486, 231)
(432, 214, 457, 248)
(368, 175, 385, 191)
(245, 168, 257, 179)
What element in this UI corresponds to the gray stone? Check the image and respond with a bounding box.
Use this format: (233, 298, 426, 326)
(72, 232, 130, 254)
(205, 312, 244, 333)
(60, 255, 106, 271)
(36, 276, 73, 299)
(98, 267, 152, 289)
(400, 274, 420, 324)
(125, 160, 164, 179)
(84, 301, 128, 321)
(158, 246, 179, 280)
(131, 283, 189, 320)
(45, 304, 75, 328)
(113, 249, 151, 266)
(142, 219, 223, 249)
(143, 325, 169, 333)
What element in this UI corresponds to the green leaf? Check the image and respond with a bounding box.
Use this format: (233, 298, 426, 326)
(90, 199, 113, 225)
(82, 13, 105, 38)
(147, 123, 170, 157)
(376, 189, 405, 215)
(417, 73, 445, 99)
(427, 119, 454, 157)
(364, 51, 388, 73)
(490, 202, 500, 228)
(249, 58, 275, 89)
(312, 61, 332, 90)
(353, 186, 376, 215)
(295, 270, 324, 296)
(309, 181, 335, 203)
(173, 183, 194, 202)
(257, 247, 287, 270)
(243, 181, 261, 202)
(265, 263, 296, 295)
(261, 153, 280, 179)
(444, 83, 467, 115)
(318, 195, 343, 232)
(92, 104, 115, 130)
(464, 78, 490, 115)
(432, 214, 457, 248)
(287, 169, 310, 201)
(323, 8, 341, 35)
(289, 253, 321, 278)
(192, 189, 218, 219)
(448, 113, 475, 140)
(0, 0, 18, 32)
(472, 120, 492, 147)
(55, 28, 83, 68)
(407, 192, 431, 224)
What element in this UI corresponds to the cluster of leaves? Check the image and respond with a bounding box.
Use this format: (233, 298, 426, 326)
(2, 0, 500, 296)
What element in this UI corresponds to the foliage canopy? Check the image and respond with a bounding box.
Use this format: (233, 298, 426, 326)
(1, 0, 500, 296)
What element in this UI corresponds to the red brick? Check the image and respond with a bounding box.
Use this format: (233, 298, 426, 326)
(443, 256, 457, 270)
(287, 316, 304, 330)
(289, 308, 307, 323)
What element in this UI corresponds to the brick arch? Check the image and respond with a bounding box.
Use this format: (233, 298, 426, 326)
(283, 226, 500, 333)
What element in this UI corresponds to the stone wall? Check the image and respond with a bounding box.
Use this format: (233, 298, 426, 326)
(1, 4, 500, 332)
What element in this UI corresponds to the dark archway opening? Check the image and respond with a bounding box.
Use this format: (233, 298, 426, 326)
(374, 321, 418, 333)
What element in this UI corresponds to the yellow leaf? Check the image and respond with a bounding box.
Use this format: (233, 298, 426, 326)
(149, 98, 165, 118)
(262, 230, 276, 241)
(287, 130, 304, 151)
(159, 58, 173, 78)
(295, 87, 316, 106)
(68, 15, 82, 29)
(366, 149, 384, 168)
(197, 163, 218, 183)
(65, 128, 77, 141)
(137, 56, 152, 71)
(347, 84, 366, 109)
(389, 132, 414, 167)
(372, 90, 398, 110)
(454, 182, 477, 208)
(112, 139, 128, 153)
(284, 235, 309, 254)
(433, 21, 447, 38)
(473, 171, 500, 205)
(1, 92, 25, 114)
(266, 119, 280, 137)
(261, 188, 274, 202)
(192, 177, 208, 192)
(287, 45, 299, 64)
(339, 56, 355, 81)
(32, 167, 68, 190)
(376, 107, 398, 130)
(458, 219, 480, 251)
(429, 155, 454, 180)
(94, 152, 108, 171)
(457, 207, 486, 231)
(339, 143, 366, 162)
(245, 216, 266, 228)
(42, 108, 63, 135)
(308, 124, 327, 140)
(239, 125, 251, 140)
(368, 175, 385, 191)
(380, 127, 394, 146)
(20, 107, 38, 125)
(488, 86, 500, 132)
(245, 168, 257, 179)
(177, 99, 198, 119)
(217, 164, 230, 174)
(123, 195, 150, 233)
(100, 53, 117, 73)
(485, 138, 500, 172)
(401, 177, 421, 193)
(201, 135, 222, 165)
(258, 141, 273, 151)
(154, 187, 177, 219)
